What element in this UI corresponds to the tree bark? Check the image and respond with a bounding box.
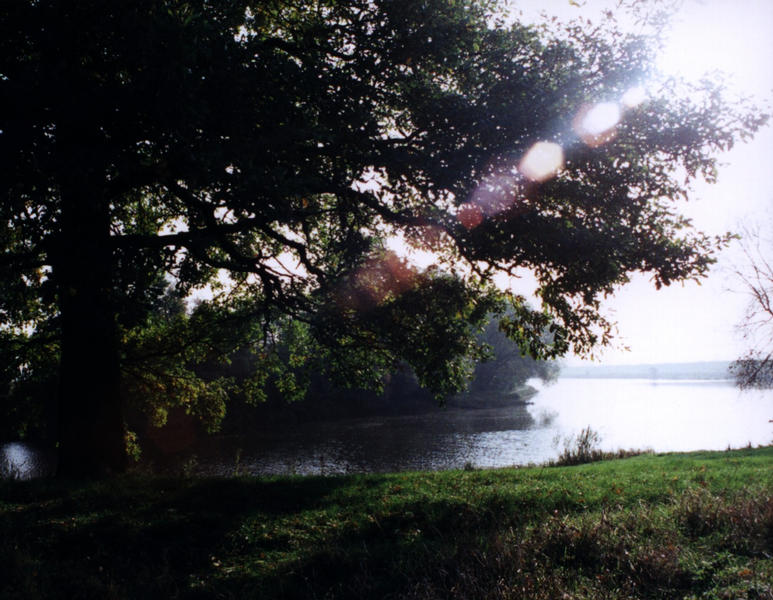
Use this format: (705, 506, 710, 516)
(54, 182, 127, 478)
(45, 7, 128, 477)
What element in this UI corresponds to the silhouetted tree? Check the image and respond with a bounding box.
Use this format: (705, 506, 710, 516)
(731, 222, 773, 388)
(1, 1, 766, 475)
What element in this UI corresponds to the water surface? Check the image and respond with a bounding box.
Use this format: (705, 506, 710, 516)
(2, 378, 771, 479)
(188, 377, 772, 476)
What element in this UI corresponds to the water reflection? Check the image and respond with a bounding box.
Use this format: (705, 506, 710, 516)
(0, 442, 56, 480)
(188, 378, 773, 476)
(191, 406, 539, 476)
(532, 378, 773, 454)
(2, 378, 771, 479)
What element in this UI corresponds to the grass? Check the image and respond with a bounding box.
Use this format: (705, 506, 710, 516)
(0, 447, 771, 599)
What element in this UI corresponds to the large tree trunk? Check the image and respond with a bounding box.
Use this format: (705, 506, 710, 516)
(50, 24, 129, 476)
(55, 181, 127, 478)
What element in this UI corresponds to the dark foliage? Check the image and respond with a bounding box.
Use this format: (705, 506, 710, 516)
(0, 0, 766, 474)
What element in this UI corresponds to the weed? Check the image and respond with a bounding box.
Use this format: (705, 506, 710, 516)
(550, 426, 607, 466)
(550, 426, 651, 467)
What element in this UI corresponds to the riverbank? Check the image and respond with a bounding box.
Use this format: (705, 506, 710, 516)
(1, 447, 771, 599)
(445, 383, 538, 409)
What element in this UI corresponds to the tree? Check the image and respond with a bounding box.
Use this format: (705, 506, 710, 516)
(731, 223, 773, 388)
(1, 0, 766, 476)
(468, 315, 559, 396)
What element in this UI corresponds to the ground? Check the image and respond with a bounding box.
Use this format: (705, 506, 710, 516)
(1, 447, 771, 599)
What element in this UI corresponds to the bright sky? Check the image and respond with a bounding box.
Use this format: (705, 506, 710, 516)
(188, 1, 772, 369)
(519, 0, 773, 366)
(390, 1, 773, 366)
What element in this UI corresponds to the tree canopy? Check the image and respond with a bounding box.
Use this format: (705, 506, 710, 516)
(0, 0, 766, 476)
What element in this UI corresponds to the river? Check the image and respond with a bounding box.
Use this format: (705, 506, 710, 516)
(2, 378, 771, 479)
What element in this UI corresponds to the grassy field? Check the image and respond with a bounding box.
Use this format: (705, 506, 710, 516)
(1, 447, 771, 599)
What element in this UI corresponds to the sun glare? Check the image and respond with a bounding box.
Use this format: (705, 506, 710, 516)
(583, 102, 621, 135)
(518, 141, 564, 182)
(573, 102, 621, 147)
(621, 86, 647, 109)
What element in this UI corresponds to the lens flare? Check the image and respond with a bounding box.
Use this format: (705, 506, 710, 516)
(573, 102, 621, 147)
(621, 86, 647, 109)
(518, 142, 564, 182)
(471, 173, 519, 216)
(458, 203, 484, 230)
(336, 251, 419, 311)
(584, 102, 621, 134)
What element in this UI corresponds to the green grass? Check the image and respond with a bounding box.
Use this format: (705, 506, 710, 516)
(1, 447, 771, 599)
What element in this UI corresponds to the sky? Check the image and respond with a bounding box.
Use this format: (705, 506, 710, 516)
(389, 0, 773, 365)
(511, 0, 773, 366)
(211, 1, 771, 368)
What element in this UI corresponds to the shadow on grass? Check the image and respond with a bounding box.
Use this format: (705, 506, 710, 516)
(1, 474, 533, 599)
(0, 475, 366, 599)
(1, 449, 771, 599)
(203, 495, 517, 599)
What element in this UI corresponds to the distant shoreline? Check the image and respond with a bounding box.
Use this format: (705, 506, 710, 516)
(560, 360, 732, 381)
